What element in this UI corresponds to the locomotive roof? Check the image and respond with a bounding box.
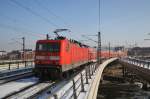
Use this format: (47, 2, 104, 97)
(37, 36, 89, 48)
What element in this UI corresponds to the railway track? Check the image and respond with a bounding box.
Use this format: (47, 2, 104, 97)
(0, 76, 39, 99)
(0, 71, 34, 85)
(1, 68, 84, 99)
(2, 81, 40, 99)
(2, 81, 55, 99)
(0, 62, 96, 99)
(29, 66, 88, 99)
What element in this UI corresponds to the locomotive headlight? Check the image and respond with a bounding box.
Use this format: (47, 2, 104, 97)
(49, 56, 60, 60)
(36, 56, 60, 60)
(36, 56, 47, 60)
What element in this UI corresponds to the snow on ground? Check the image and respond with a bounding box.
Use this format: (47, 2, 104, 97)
(42, 69, 95, 99)
(41, 63, 99, 99)
(0, 77, 38, 98)
(0, 66, 33, 78)
(37, 80, 69, 99)
(10, 82, 53, 99)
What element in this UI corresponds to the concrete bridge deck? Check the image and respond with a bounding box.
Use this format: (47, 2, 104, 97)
(86, 58, 118, 99)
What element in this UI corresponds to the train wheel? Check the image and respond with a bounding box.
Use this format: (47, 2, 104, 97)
(38, 72, 44, 80)
(62, 72, 69, 79)
(58, 70, 63, 80)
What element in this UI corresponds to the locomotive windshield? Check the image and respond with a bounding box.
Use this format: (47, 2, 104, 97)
(36, 43, 60, 52)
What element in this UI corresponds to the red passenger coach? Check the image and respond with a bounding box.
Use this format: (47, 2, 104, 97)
(34, 37, 96, 79)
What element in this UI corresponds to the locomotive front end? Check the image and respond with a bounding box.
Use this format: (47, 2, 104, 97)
(34, 40, 62, 79)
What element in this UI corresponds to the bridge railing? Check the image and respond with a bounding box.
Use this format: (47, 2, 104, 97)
(121, 57, 150, 69)
(50, 62, 97, 99)
(0, 60, 34, 70)
(49, 58, 118, 99)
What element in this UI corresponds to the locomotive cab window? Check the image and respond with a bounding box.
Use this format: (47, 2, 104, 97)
(36, 43, 60, 52)
(47, 43, 60, 52)
(36, 43, 47, 51)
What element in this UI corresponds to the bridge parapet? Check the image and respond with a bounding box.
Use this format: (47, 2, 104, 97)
(120, 57, 150, 83)
(48, 58, 117, 99)
(121, 57, 150, 69)
(86, 58, 118, 99)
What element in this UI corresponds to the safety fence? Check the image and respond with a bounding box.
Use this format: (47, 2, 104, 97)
(121, 57, 150, 69)
(49, 62, 98, 99)
(0, 60, 34, 71)
(48, 58, 118, 99)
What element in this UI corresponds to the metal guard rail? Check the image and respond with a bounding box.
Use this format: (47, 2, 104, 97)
(49, 58, 118, 99)
(86, 58, 118, 99)
(50, 62, 97, 99)
(0, 60, 34, 70)
(121, 57, 150, 69)
(0, 60, 33, 65)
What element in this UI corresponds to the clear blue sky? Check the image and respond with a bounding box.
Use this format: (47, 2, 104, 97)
(0, 0, 150, 51)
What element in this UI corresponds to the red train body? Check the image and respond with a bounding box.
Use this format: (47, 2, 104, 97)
(101, 51, 127, 59)
(34, 37, 96, 78)
(34, 36, 126, 79)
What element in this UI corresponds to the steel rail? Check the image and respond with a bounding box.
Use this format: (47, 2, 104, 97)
(2, 81, 41, 99)
(0, 71, 34, 85)
(8, 81, 55, 99)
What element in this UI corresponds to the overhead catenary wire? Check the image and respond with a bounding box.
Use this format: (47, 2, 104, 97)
(98, 0, 101, 32)
(34, 0, 72, 29)
(8, 0, 91, 44)
(9, 0, 79, 39)
(33, 0, 82, 40)
(0, 23, 45, 38)
(82, 35, 98, 43)
(8, 38, 24, 49)
(0, 13, 46, 37)
(10, 0, 60, 28)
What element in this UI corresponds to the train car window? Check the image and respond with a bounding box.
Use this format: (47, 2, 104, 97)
(47, 43, 53, 52)
(54, 43, 60, 52)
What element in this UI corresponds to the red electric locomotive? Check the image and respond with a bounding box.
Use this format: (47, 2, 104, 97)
(34, 36, 96, 79)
